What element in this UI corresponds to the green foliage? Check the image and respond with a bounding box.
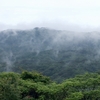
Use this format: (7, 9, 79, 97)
(0, 71, 100, 100)
(66, 92, 83, 100)
(21, 71, 52, 84)
(0, 72, 20, 100)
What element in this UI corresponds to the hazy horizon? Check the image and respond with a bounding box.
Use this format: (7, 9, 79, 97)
(1, 0, 100, 32)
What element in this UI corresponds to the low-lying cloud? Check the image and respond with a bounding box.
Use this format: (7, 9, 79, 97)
(0, 22, 100, 32)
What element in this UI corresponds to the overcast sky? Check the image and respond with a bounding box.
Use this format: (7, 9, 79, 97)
(0, 0, 100, 31)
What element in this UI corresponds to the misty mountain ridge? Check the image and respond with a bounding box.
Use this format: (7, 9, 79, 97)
(0, 27, 100, 81)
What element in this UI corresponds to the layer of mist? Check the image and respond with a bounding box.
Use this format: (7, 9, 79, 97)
(0, 27, 100, 80)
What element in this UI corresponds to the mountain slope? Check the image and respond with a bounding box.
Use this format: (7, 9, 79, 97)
(0, 27, 100, 81)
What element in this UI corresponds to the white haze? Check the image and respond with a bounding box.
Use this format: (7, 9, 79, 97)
(0, 22, 100, 32)
(0, 0, 100, 32)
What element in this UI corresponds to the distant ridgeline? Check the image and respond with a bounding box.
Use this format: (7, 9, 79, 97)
(0, 27, 100, 82)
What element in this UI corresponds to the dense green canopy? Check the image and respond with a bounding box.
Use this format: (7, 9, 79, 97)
(0, 71, 100, 100)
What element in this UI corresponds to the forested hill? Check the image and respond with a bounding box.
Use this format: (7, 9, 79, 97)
(0, 27, 100, 82)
